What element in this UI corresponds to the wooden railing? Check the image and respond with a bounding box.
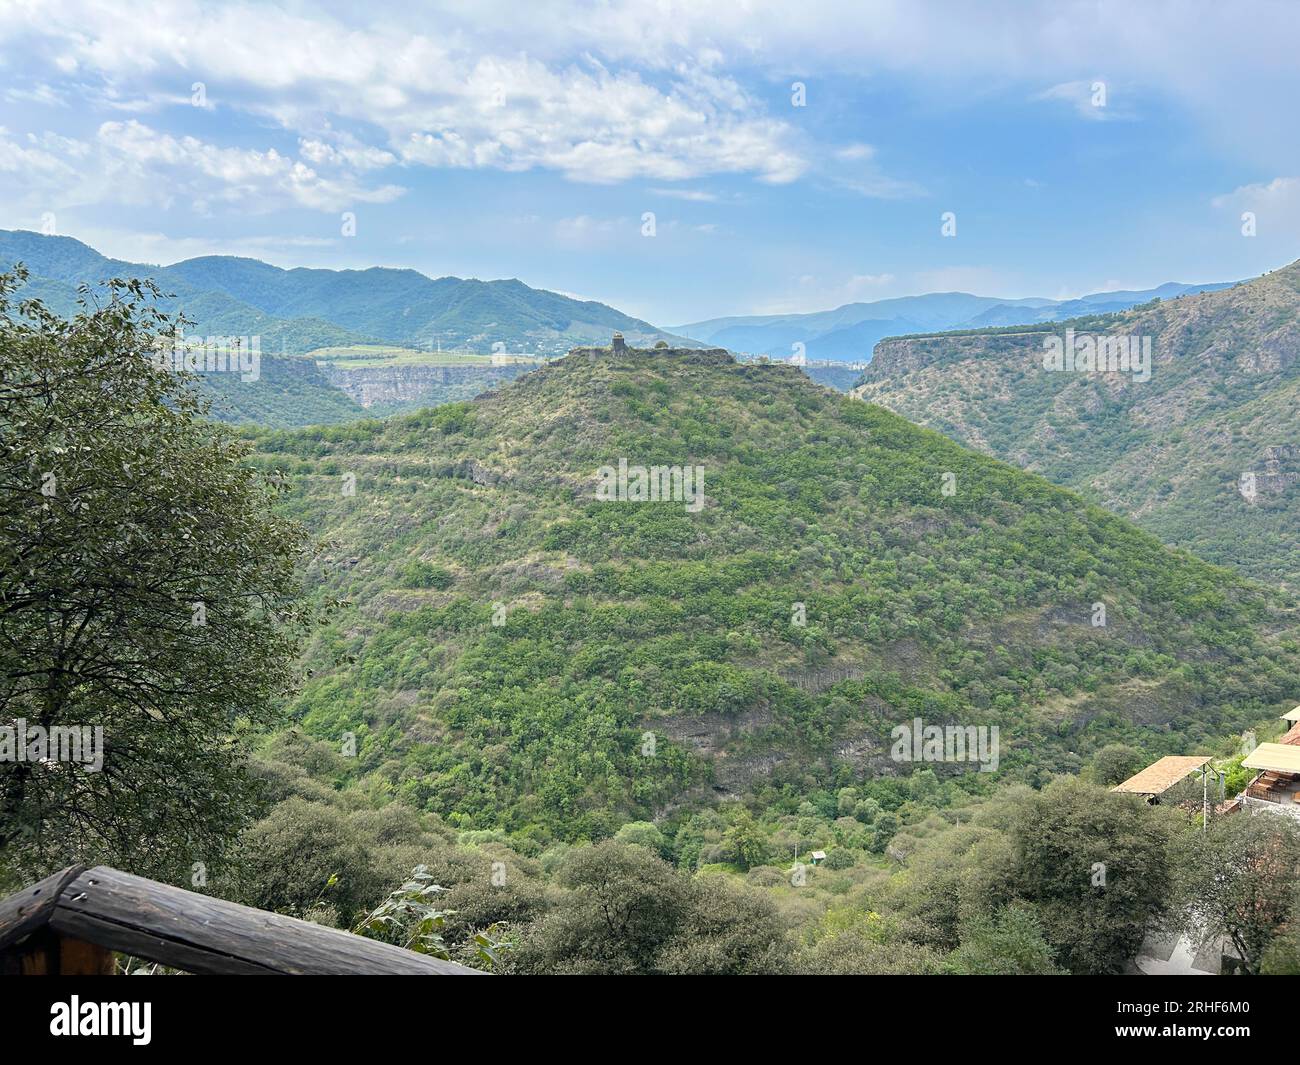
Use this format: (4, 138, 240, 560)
(0, 865, 485, 975)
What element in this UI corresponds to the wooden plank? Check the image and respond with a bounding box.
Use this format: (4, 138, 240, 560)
(55, 934, 117, 975)
(52, 867, 484, 975)
(11, 927, 56, 975)
(49, 909, 277, 975)
(0, 865, 84, 952)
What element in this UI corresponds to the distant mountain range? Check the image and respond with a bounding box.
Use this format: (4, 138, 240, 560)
(855, 259, 1300, 588)
(0, 230, 695, 356)
(672, 282, 1241, 362)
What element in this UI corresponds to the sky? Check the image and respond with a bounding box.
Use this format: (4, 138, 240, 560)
(1, 0, 1298, 326)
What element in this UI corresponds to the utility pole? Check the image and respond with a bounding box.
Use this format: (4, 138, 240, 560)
(1203, 766, 1209, 833)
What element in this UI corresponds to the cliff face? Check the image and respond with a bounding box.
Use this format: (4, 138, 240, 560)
(319, 362, 536, 410)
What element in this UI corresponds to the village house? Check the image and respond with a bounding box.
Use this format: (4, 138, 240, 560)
(1238, 706, 1300, 818)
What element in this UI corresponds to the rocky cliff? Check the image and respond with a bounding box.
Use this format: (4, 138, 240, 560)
(319, 362, 537, 411)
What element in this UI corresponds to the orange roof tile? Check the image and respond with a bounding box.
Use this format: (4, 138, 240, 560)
(1113, 755, 1212, 795)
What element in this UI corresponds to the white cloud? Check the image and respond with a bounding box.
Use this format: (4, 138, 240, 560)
(1213, 176, 1300, 213)
(1033, 80, 1125, 121)
(0, 120, 405, 213)
(823, 142, 923, 199)
(397, 57, 805, 184)
(3, 0, 1297, 232)
(552, 214, 625, 250)
(298, 138, 397, 171)
(648, 187, 720, 202)
(0, 1, 813, 188)
(834, 144, 875, 161)
(1211, 176, 1300, 238)
(0, 128, 80, 182)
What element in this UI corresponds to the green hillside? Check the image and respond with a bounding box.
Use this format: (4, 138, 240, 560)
(0, 240, 377, 354)
(857, 261, 1300, 589)
(5, 268, 370, 427)
(247, 346, 1299, 844)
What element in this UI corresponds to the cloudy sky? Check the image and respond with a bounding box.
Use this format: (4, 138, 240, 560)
(1, 0, 1298, 324)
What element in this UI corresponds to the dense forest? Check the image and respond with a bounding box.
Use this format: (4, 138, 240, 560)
(4, 272, 1300, 976)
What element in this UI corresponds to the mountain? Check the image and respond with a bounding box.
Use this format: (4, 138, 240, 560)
(2, 251, 374, 354)
(249, 345, 1298, 840)
(855, 261, 1300, 588)
(0, 230, 698, 356)
(674, 283, 1239, 362)
(0, 229, 704, 427)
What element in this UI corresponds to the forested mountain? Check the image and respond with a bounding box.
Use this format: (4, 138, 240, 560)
(855, 261, 1300, 588)
(0, 236, 376, 352)
(247, 345, 1298, 846)
(0, 229, 696, 355)
(674, 281, 1238, 361)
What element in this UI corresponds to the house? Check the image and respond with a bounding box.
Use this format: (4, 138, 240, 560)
(809, 850, 827, 865)
(1239, 712, 1300, 818)
(611, 332, 627, 353)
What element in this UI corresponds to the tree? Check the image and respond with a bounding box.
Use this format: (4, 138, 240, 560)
(225, 797, 382, 921)
(1261, 910, 1300, 975)
(1090, 743, 1144, 787)
(945, 903, 1062, 975)
(613, 820, 667, 856)
(657, 875, 790, 975)
(1175, 813, 1300, 974)
(0, 270, 318, 882)
(509, 841, 788, 974)
(724, 810, 768, 870)
(510, 841, 692, 974)
(1011, 777, 1175, 973)
(794, 930, 943, 975)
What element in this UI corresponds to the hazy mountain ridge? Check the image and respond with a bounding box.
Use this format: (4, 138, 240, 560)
(0, 230, 702, 426)
(0, 229, 697, 356)
(855, 261, 1300, 587)
(675, 282, 1240, 361)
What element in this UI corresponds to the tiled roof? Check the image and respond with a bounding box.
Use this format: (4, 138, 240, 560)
(1113, 755, 1212, 795)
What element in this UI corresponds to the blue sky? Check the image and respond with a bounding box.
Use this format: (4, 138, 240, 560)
(1, 0, 1298, 325)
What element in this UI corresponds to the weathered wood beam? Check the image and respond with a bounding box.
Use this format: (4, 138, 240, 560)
(0, 865, 87, 974)
(0, 865, 84, 949)
(51, 866, 483, 975)
(0, 864, 485, 975)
